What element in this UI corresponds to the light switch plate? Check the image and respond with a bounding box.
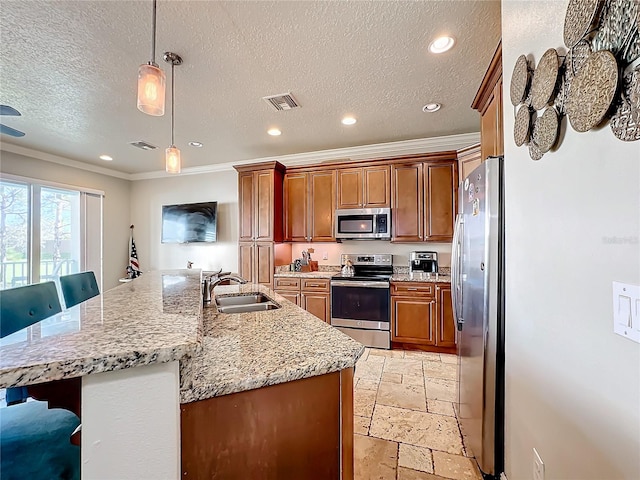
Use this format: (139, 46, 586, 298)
(612, 281, 640, 343)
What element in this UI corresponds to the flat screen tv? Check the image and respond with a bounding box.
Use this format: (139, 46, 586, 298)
(161, 201, 217, 243)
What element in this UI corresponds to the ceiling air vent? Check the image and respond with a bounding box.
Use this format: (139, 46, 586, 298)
(129, 140, 157, 151)
(262, 92, 300, 111)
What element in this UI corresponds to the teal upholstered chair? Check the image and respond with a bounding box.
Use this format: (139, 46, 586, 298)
(59, 271, 99, 308)
(0, 282, 80, 480)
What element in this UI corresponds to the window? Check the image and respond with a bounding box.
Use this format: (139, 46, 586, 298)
(0, 175, 103, 290)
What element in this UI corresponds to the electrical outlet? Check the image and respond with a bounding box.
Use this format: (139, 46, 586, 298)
(322, 252, 328, 260)
(533, 448, 544, 480)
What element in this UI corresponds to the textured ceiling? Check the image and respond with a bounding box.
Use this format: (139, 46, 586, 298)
(0, 1, 501, 175)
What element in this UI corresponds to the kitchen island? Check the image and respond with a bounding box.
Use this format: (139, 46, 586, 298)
(0, 270, 363, 480)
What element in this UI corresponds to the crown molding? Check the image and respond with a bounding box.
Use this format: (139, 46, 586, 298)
(2, 133, 480, 182)
(130, 132, 480, 181)
(0, 142, 132, 180)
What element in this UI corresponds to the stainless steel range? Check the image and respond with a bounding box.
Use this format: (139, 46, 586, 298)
(330, 254, 392, 349)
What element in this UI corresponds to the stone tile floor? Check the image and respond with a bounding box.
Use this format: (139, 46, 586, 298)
(353, 348, 482, 480)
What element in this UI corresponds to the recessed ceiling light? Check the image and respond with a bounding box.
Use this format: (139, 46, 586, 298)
(422, 103, 442, 113)
(429, 36, 455, 54)
(188, 141, 203, 148)
(99, 154, 113, 161)
(341, 116, 357, 125)
(267, 128, 282, 136)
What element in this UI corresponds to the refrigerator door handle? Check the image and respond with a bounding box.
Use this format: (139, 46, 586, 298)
(451, 214, 464, 330)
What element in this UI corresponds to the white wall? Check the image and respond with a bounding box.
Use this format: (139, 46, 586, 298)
(502, 2, 640, 479)
(0, 150, 131, 290)
(129, 169, 239, 273)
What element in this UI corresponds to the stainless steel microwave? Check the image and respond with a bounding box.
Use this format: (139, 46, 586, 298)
(334, 208, 391, 240)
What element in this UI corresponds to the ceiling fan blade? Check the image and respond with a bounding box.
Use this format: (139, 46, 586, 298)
(0, 124, 26, 137)
(0, 105, 21, 116)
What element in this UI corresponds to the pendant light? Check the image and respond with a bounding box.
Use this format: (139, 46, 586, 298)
(164, 52, 182, 174)
(137, 0, 165, 116)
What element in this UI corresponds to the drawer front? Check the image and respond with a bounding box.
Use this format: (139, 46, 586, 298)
(301, 278, 330, 293)
(391, 282, 434, 297)
(274, 277, 301, 290)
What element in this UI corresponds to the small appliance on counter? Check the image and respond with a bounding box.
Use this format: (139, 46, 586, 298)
(409, 251, 438, 278)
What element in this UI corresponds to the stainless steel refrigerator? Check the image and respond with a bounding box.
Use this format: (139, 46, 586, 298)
(451, 156, 505, 478)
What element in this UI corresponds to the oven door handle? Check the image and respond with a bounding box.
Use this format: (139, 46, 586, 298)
(331, 280, 390, 288)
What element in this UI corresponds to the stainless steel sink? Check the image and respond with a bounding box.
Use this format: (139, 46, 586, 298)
(216, 302, 280, 314)
(215, 294, 270, 307)
(214, 293, 280, 314)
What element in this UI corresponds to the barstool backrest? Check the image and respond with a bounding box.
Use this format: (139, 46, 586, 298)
(0, 282, 62, 338)
(59, 271, 100, 308)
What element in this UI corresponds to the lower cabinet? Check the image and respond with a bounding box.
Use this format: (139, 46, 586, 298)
(239, 242, 274, 286)
(275, 277, 331, 323)
(435, 284, 456, 348)
(391, 282, 456, 351)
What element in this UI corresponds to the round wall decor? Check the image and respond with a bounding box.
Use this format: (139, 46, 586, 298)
(563, 0, 602, 49)
(592, 0, 640, 63)
(566, 50, 619, 133)
(610, 66, 640, 141)
(530, 48, 560, 110)
(529, 140, 545, 161)
(532, 107, 560, 152)
(510, 55, 531, 106)
(514, 105, 532, 146)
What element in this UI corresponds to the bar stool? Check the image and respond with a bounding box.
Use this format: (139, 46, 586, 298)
(59, 271, 99, 308)
(0, 282, 80, 480)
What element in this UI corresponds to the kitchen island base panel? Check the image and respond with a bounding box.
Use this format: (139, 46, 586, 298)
(181, 368, 354, 480)
(82, 361, 180, 480)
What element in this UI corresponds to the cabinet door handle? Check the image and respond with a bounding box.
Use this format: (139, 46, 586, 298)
(307, 283, 322, 287)
(407, 288, 418, 291)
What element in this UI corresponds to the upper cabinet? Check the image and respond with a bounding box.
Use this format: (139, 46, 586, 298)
(457, 144, 482, 184)
(235, 162, 285, 243)
(336, 165, 390, 209)
(471, 41, 503, 162)
(391, 155, 457, 243)
(284, 169, 336, 242)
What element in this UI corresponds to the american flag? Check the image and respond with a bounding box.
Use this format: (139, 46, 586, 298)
(129, 234, 141, 278)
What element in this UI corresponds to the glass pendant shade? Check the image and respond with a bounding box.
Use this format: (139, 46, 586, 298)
(165, 146, 181, 174)
(137, 63, 166, 116)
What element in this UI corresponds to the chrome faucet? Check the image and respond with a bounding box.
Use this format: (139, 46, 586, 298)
(202, 270, 248, 304)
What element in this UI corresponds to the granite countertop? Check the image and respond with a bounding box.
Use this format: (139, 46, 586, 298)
(273, 271, 337, 279)
(391, 273, 451, 283)
(0, 270, 203, 389)
(179, 283, 364, 404)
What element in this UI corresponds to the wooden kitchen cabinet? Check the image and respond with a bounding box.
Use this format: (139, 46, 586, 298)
(235, 162, 287, 287)
(284, 170, 336, 242)
(435, 284, 456, 348)
(391, 157, 457, 243)
(239, 241, 275, 286)
(337, 165, 390, 209)
(391, 281, 456, 352)
(274, 276, 331, 322)
(391, 282, 436, 345)
(457, 143, 482, 184)
(472, 41, 503, 162)
(236, 162, 285, 243)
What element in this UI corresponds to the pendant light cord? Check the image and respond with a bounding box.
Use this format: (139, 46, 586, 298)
(171, 61, 175, 146)
(151, 0, 157, 64)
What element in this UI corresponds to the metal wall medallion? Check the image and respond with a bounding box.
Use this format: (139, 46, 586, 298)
(566, 50, 619, 132)
(610, 65, 640, 141)
(514, 105, 532, 146)
(529, 140, 545, 161)
(532, 107, 560, 152)
(531, 48, 560, 110)
(563, 0, 603, 48)
(510, 55, 531, 106)
(592, 0, 640, 64)
(566, 40, 593, 77)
